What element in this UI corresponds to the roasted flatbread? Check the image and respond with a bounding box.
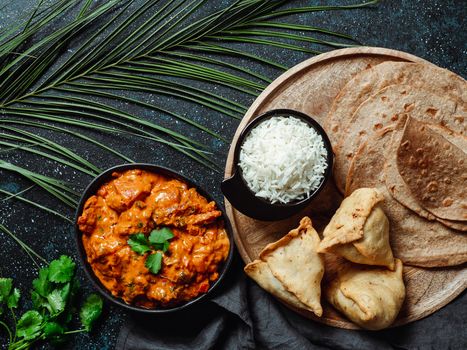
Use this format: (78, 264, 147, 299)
(346, 129, 467, 267)
(333, 84, 467, 193)
(259, 217, 324, 317)
(325, 259, 405, 331)
(318, 188, 395, 269)
(325, 60, 467, 194)
(325, 61, 467, 148)
(244, 260, 314, 312)
(346, 126, 395, 194)
(396, 117, 467, 222)
(384, 117, 467, 230)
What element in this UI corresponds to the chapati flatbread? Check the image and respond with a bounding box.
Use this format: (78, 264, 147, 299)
(346, 128, 467, 267)
(333, 84, 467, 193)
(384, 117, 467, 231)
(326, 61, 467, 193)
(346, 126, 394, 195)
(397, 117, 467, 221)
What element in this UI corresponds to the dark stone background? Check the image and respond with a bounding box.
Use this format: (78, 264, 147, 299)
(0, 0, 465, 349)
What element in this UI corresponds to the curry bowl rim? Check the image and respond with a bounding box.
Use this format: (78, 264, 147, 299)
(74, 163, 235, 314)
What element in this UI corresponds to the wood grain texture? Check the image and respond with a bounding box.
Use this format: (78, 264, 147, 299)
(223, 47, 467, 329)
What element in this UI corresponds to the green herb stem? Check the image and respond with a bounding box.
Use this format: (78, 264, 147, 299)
(64, 328, 86, 335)
(0, 320, 12, 344)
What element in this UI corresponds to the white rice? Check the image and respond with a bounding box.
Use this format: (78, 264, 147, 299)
(239, 116, 328, 204)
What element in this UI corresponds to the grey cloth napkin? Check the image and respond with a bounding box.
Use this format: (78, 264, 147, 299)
(116, 254, 466, 350)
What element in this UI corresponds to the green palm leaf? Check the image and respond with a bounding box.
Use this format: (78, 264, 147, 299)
(0, 0, 378, 212)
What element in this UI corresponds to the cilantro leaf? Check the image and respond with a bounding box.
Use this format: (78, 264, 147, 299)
(145, 252, 163, 274)
(80, 294, 103, 331)
(31, 290, 45, 311)
(32, 267, 51, 297)
(7, 288, 20, 308)
(48, 256, 76, 283)
(59, 282, 71, 302)
(149, 227, 174, 244)
(16, 310, 43, 340)
(44, 321, 64, 339)
(0, 278, 13, 302)
(127, 233, 151, 255)
(47, 289, 65, 315)
(65, 278, 80, 315)
(152, 241, 171, 252)
(70, 278, 80, 298)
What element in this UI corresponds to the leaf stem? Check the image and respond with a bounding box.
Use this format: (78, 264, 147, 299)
(0, 189, 72, 223)
(0, 224, 48, 267)
(9, 307, 16, 343)
(64, 328, 86, 335)
(0, 185, 34, 201)
(0, 320, 12, 344)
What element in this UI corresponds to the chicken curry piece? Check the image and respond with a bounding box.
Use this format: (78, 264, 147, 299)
(78, 169, 230, 308)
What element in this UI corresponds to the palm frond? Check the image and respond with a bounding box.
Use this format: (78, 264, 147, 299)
(0, 119, 135, 163)
(0, 125, 101, 174)
(233, 22, 357, 42)
(0, 134, 99, 177)
(0, 224, 48, 268)
(53, 86, 228, 142)
(0, 0, 378, 213)
(0, 189, 72, 223)
(0, 160, 79, 207)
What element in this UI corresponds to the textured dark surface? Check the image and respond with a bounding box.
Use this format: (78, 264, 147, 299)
(0, 0, 466, 349)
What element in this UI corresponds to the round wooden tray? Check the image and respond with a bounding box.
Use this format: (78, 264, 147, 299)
(224, 47, 467, 329)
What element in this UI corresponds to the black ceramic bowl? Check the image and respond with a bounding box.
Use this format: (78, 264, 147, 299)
(74, 163, 234, 314)
(221, 109, 333, 221)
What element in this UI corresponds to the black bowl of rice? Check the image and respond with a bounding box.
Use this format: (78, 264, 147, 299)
(222, 109, 333, 221)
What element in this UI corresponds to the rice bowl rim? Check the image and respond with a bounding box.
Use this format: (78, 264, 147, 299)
(233, 109, 334, 208)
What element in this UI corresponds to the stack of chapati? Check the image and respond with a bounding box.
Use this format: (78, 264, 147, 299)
(324, 61, 467, 268)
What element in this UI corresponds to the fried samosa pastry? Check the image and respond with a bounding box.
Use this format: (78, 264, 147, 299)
(325, 259, 405, 330)
(318, 188, 395, 270)
(257, 217, 324, 317)
(244, 260, 316, 312)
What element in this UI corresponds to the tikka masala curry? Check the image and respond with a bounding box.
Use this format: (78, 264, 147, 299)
(78, 169, 230, 308)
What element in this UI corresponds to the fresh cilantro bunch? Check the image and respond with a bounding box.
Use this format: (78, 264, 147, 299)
(127, 227, 174, 274)
(0, 255, 103, 350)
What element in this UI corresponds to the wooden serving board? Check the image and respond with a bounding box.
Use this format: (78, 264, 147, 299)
(224, 47, 467, 329)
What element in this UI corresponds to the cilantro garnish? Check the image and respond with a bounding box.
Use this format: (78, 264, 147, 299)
(127, 233, 151, 255)
(149, 227, 174, 244)
(7, 288, 20, 309)
(48, 255, 75, 283)
(127, 227, 174, 275)
(0, 255, 104, 349)
(149, 228, 174, 252)
(80, 294, 104, 331)
(0, 278, 13, 302)
(46, 289, 66, 315)
(32, 267, 51, 297)
(145, 252, 163, 274)
(16, 310, 43, 340)
(43, 321, 64, 338)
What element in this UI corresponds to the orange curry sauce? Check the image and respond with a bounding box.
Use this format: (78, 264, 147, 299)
(77, 169, 230, 308)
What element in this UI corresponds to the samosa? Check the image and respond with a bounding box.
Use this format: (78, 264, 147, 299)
(318, 188, 395, 269)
